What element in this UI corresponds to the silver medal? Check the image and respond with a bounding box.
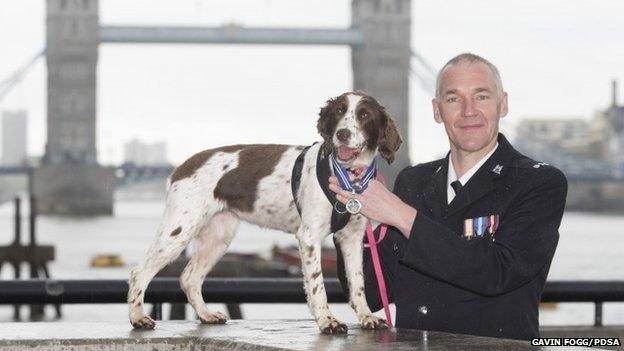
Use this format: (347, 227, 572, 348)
(346, 197, 362, 214)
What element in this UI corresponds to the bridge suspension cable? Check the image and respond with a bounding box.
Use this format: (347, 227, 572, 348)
(0, 48, 45, 104)
(410, 49, 437, 95)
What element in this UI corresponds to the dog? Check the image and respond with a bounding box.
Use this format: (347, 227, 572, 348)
(128, 91, 402, 334)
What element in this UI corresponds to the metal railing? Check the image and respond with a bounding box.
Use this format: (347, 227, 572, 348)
(1, 278, 623, 327)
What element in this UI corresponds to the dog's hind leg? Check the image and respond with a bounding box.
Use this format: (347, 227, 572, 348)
(180, 211, 239, 324)
(128, 201, 209, 329)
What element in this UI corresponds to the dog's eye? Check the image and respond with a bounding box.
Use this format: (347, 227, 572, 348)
(360, 112, 369, 119)
(337, 107, 346, 114)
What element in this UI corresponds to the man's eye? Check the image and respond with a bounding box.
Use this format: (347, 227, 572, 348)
(476, 95, 489, 100)
(446, 97, 459, 103)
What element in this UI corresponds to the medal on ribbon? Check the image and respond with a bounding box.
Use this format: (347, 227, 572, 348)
(473, 216, 487, 237)
(488, 214, 499, 235)
(345, 194, 362, 215)
(463, 218, 474, 240)
(464, 214, 500, 239)
(330, 153, 376, 215)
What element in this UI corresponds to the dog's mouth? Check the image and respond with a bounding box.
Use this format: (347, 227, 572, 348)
(335, 145, 363, 162)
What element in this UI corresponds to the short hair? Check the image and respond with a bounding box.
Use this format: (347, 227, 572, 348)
(435, 53, 504, 99)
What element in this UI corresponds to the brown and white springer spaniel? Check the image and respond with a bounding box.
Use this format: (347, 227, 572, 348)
(128, 91, 402, 334)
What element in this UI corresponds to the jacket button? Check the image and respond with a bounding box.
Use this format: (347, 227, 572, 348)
(418, 305, 428, 315)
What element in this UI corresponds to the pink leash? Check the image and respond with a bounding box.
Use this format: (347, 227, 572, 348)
(363, 172, 393, 328)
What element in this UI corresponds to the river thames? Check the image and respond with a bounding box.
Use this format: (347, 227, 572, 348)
(1, 197, 623, 326)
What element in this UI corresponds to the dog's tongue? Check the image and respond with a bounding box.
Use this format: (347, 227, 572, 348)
(336, 146, 357, 161)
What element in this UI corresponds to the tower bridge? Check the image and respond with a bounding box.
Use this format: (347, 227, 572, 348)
(2, 1, 621, 214)
(33, 0, 417, 215)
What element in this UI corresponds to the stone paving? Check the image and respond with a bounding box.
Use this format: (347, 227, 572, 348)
(0, 319, 604, 351)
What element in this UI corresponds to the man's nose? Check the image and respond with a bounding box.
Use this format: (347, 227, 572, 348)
(336, 128, 351, 143)
(462, 99, 478, 117)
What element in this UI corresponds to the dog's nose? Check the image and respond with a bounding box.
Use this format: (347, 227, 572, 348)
(336, 129, 351, 143)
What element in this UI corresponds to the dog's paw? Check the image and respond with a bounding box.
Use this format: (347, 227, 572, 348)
(199, 311, 227, 324)
(360, 315, 388, 330)
(131, 315, 156, 329)
(319, 316, 348, 334)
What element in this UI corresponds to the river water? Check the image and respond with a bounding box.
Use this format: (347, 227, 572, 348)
(0, 197, 623, 326)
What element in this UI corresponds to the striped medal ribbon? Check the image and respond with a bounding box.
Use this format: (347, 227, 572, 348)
(330, 154, 376, 215)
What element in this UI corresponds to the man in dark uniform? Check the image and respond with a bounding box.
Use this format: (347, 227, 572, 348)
(329, 53, 567, 341)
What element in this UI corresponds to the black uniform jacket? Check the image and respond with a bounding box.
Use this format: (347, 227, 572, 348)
(336, 133, 568, 341)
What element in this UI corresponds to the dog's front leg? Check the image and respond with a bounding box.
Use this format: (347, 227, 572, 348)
(296, 225, 347, 334)
(335, 225, 388, 330)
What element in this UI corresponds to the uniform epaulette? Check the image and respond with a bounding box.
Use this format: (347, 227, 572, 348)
(513, 156, 551, 170)
(413, 158, 445, 170)
(395, 158, 444, 182)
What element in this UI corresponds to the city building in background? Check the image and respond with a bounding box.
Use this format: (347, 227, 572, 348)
(123, 139, 169, 167)
(515, 81, 624, 211)
(1, 110, 28, 166)
(516, 80, 623, 171)
(601, 81, 624, 168)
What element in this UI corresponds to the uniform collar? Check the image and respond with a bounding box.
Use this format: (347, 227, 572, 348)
(423, 133, 519, 220)
(447, 142, 499, 204)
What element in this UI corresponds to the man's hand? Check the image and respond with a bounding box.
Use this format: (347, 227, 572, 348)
(328, 176, 417, 238)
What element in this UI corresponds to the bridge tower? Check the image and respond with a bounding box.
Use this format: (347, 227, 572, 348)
(34, 0, 113, 215)
(352, 0, 411, 185)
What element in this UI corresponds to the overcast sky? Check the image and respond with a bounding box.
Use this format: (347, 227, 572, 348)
(0, 0, 623, 165)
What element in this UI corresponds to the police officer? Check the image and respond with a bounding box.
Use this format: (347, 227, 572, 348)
(330, 53, 567, 340)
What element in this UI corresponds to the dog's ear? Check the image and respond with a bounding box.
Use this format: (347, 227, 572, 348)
(317, 97, 338, 149)
(378, 112, 402, 164)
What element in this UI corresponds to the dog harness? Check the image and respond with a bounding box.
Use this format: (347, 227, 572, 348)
(291, 143, 351, 233)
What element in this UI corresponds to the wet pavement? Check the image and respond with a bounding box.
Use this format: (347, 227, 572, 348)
(0, 319, 604, 350)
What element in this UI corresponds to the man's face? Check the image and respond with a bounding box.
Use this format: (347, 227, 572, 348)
(432, 61, 508, 153)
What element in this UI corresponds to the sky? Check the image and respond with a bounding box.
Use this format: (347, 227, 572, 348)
(0, 0, 623, 166)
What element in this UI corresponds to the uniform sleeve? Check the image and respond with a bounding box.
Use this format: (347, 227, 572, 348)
(399, 167, 567, 297)
(334, 227, 399, 312)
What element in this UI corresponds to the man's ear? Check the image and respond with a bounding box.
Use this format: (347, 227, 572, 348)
(378, 113, 402, 164)
(432, 98, 443, 124)
(317, 97, 337, 150)
(500, 92, 509, 118)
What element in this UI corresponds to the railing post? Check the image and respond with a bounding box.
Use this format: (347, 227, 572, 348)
(226, 304, 243, 319)
(13, 197, 21, 246)
(12, 197, 21, 321)
(28, 196, 45, 320)
(29, 196, 37, 247)
(153, 303, 163, 320)
(594, 302, 603, 327)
